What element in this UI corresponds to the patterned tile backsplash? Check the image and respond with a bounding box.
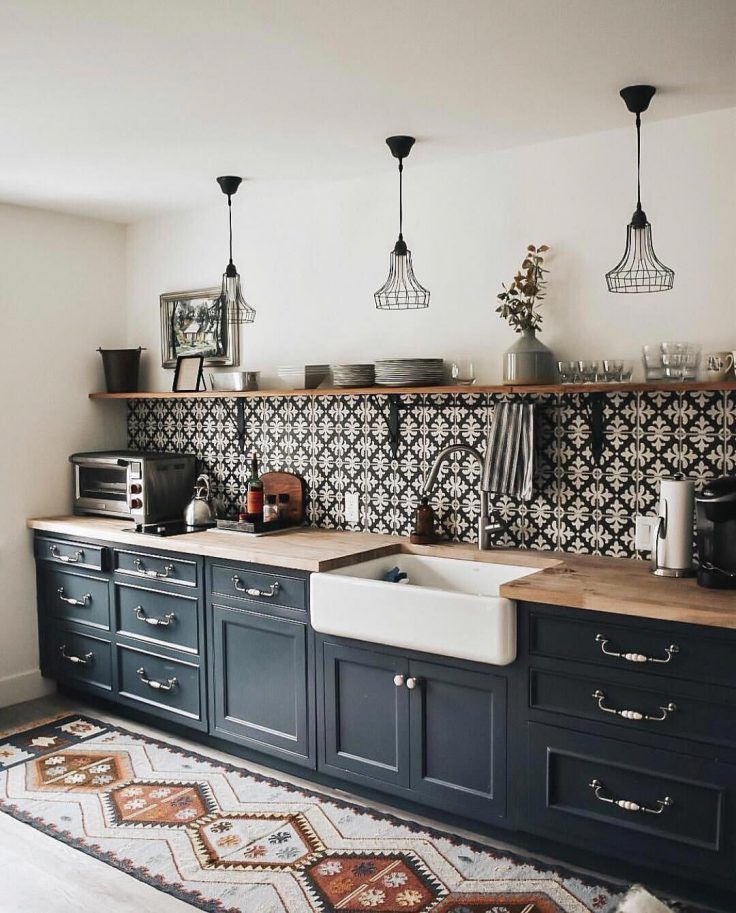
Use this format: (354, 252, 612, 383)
(128, 389, 735, 559)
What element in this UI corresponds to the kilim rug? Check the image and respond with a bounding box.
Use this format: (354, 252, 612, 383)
(0, 713, 628, 912)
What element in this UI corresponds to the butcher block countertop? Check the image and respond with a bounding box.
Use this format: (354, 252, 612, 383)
(27, 516, 736, 629)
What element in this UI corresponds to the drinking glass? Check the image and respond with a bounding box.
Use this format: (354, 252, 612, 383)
(557, 360, 576, 383)
(450, 358, 476, 386)
(642, 344, 664, 381)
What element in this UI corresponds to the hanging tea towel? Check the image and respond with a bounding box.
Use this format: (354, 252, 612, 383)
(481, 402, 534, 501)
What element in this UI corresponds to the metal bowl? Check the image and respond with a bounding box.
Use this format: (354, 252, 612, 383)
(208, 371, 259, 392)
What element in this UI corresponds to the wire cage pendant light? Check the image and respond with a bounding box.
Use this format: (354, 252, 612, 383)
(606, 85, 674, 293)
(214, 175, 256, 324)
(374, 135, 430, 310)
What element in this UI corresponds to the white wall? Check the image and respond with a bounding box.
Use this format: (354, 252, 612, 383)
(127, 107, 736, 388)
(0, 204, 127, 707)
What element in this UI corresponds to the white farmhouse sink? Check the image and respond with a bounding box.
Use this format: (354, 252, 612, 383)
(310, 554, 538, 666)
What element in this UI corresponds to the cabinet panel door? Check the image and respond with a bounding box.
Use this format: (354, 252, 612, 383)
(211, 604, 312, 765)
(322, 641, 410, 787)
(408, 660, 507, 822)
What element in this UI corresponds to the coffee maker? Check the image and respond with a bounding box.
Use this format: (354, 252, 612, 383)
(696, 476, 736, 589)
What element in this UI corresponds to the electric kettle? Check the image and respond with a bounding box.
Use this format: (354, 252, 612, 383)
(184, 474, 217, 527)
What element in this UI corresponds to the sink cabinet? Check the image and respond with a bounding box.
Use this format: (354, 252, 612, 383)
(318, 637, 508, 823)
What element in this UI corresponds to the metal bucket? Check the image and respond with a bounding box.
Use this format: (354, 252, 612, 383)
(97, 347, 145, 393)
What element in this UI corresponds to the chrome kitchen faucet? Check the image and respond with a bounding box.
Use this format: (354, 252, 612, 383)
(422, 444, 503, 550)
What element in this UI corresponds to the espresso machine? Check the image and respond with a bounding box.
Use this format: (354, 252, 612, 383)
(696, 476, 736, 589)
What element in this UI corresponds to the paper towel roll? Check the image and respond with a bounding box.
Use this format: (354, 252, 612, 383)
(656, 478, 695, 570)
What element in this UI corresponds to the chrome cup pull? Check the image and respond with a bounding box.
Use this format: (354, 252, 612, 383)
(134, 606, 176, 627)
(231, 576, 280, 598)
(592, 689, 677, 722)
(59, 645, 94, 665)
(50, 545, 84, 564)
(589, 778, 673, 815)
(393, 674, 405, 687)
(134, 558, 175, 579)
(57, 587, 92, 607)
(136, 667, 178, 692)
(595, 634, 679, 665)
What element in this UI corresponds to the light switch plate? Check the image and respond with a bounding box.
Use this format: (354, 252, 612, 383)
(345, 492, 360, 523)
(635, 515, 658, 552)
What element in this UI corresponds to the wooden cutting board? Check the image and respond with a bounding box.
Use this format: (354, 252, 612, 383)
(261, 471, 306, 523)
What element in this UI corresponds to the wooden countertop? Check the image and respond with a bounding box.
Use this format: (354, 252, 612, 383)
(27, 517, 736, 628)
(26, 516, 401, 572)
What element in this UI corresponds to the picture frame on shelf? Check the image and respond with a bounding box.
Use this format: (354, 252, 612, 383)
(160, 287, 239, 369)
(173, 355, 205, 393)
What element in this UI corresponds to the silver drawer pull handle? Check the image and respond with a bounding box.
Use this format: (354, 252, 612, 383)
(50, 545, 83, 563)
(136, 667, 178, 692)
(595, 634, 679, 665)
(589, 778, 673, 815)
(393, 674, 405, 687)
(59, 645, 94, 665)
(134, 606, 177, 627)
(134, 558, 175, 579)
(57, 587, 92, 607)
(592, 690, 677, 722)
(231, 576, 280, 598)
(405, 676, 419, 690)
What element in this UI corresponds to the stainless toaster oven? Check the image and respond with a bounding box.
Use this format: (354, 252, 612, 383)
(70, 451, 196, 524)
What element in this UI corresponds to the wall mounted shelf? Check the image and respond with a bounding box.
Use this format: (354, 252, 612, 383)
(90, 380, 736, 400)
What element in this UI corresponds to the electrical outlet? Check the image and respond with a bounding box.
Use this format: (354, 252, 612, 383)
(635, 515, 658, 552)
(344, 492, 360, 523)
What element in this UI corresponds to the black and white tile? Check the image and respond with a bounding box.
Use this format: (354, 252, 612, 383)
(129, 389, 736, 559)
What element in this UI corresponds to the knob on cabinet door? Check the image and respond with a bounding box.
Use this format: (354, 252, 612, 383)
(406, 677, 419, 689)
(393, 674, 405, 687)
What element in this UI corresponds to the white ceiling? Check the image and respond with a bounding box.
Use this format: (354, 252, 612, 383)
(1, 0, 734, 222)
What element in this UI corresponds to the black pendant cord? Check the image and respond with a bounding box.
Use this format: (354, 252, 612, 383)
(228, 194, 234, 266)
(398, 159, 404, 243)
(636, 112, 642, 211)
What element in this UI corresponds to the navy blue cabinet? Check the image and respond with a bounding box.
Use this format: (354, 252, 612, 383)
(318, 637, 508, 823)
(321, 640, 410, 787)
(209, 601, 314, 767)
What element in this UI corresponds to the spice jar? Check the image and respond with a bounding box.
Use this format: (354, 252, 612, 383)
(263, 494, 278, 523)
(278, 493, 290, 520)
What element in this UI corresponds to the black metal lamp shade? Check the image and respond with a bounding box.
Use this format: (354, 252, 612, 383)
(214, 175, 256, 324)
(606, 85, 674, 293)
(606, 206, 674, 293)
(374, 136, 430, 310)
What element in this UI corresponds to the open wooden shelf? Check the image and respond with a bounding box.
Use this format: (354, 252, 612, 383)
(89, 380, 736, 400)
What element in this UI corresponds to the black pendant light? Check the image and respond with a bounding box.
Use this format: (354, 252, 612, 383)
(214, 176, 255, 324)
(374, 136, 430, 310)
(606, 85, 674, 293)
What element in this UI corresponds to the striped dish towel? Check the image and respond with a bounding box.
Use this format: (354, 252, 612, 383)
(481, 402, 534, 500)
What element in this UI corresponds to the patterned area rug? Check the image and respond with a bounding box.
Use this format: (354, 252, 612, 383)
(0, 713, 625, 913)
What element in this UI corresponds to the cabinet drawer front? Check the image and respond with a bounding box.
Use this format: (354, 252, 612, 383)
(116, 584, 199, 653)
(528, 723, 735, 877)
(117, 645, 202, 723)
(529, 610, 735, 688)
(37, 536, 106, 571)
(114, 549, 197, 588)
(43, 569, 110, 630)
(530, 668, 736, 750)
(211, 604, 311, 764)
(51, 628, 112, 692)
(210, 563, 306, 611)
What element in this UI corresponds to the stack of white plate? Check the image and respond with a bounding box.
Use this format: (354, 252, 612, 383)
(331, 364, 375, 388)
(375, 358, 446, 387)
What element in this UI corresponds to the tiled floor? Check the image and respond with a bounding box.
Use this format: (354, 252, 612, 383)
(0, 695, 718, 913)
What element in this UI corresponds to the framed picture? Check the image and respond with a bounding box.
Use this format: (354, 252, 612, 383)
(160, 287, 240, 368)
(173, 355, 205, 392)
